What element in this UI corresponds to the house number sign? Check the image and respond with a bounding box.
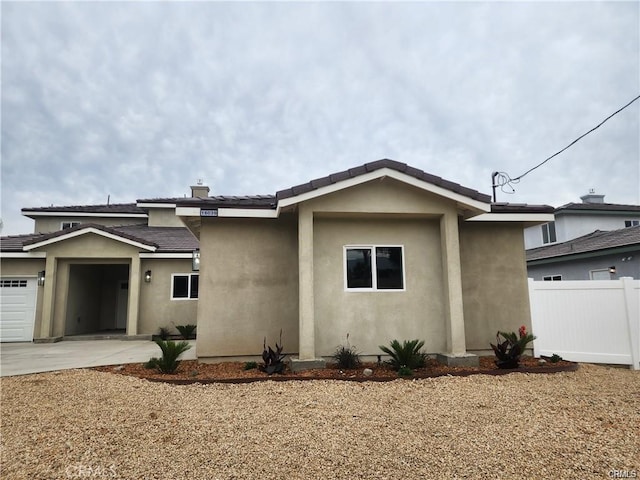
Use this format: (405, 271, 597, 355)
(200, 209, 219, 217)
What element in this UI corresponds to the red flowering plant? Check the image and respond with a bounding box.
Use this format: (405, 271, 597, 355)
(490, 325, 537, 369)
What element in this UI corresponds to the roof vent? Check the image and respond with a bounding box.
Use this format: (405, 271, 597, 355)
(580, 189, 605, 204)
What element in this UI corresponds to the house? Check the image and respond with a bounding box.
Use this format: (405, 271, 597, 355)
(527, 225, 640, 281)
(174, 159, 553, 369)
(0, 188, 204, 343)
(524, 190, 640, 250)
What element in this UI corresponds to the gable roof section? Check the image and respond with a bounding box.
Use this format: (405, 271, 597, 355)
(22, 203, 147, 218)
(0, 233, 47, 253)
(22, 223, 157, 252)
(526, 225, 640, 263)
(275, 159, 492, 208)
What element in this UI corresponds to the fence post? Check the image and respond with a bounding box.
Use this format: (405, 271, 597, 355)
(528, 278, 540, 358)
(621, 277, 639, 370)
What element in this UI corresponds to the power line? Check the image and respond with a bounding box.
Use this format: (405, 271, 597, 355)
(492, 94, 640, 201)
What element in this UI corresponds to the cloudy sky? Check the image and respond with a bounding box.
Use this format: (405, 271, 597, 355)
(2, 1, 638, 236)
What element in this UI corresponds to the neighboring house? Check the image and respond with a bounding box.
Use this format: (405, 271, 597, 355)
(527, 225, 640, 281)
(524, 190, 640, 250)
(0, 188, 204, 343)
(175, 159, 553, 368)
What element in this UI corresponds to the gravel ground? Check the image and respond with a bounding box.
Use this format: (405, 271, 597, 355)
(1, 364, 638, 480)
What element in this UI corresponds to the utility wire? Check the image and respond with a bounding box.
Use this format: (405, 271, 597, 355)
(492, 94, 640, 200)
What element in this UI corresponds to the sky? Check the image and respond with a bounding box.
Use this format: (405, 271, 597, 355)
(1, 1, 639, 236)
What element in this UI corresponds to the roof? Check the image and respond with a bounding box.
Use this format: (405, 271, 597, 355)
(275, 159, 492, 204)
(2, 224, 198, 253)
(175, 195, 276, 209)
(555, 202, 640, 214)
(526, 225, 640, 262)
(491, 203, 555, 214)
(22, 203, 146, 215)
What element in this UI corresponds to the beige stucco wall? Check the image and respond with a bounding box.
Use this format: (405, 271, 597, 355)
(147, 208, 185, 227)
(33, 217, 146, 234)
(138, 258, 198, 335)
(312, 217, 446, 356)
(196, 216, 299, 359)
(459, 221, 532, 352)
(0, 258, 46, 338)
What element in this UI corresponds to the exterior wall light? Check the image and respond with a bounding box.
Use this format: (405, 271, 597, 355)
(144, 270, 152, 283)
(192, 249, 200, 272)
(609, 266, 617, 274)
(37, 270, 46, 286)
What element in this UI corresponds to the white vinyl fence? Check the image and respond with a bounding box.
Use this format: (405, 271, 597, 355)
(529, 277, 639, 370)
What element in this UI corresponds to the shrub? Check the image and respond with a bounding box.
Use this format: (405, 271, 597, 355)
(153, 339, 192, 374)
(333, 334, 361, 369)
(261, 330, 286, 375)
(490, 325, 537, 369)
(379, 339, 427, 371)
(175, 324, 197, 340)
(550, 353, 563, 363)
(244, 361, 258, 371)
(144, 357, 159, 369)
(158, 327, 171, 340)
(398, 365, 414, 378)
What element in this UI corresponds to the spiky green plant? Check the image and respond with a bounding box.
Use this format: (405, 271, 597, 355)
(398, 365, 414, 377)
(175, 324, 197, 340)
(379, 339, 427, 371)
(490, 325, 537, 369)
(333, 334, 361, 369)
(154, 339, 191, 374)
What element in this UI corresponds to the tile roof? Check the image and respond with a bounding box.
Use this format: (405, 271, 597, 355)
(526, 225, 640, 262)
(175, 195, 276, 209)
(2, 224, 198, 253)
(275, 159, 492, 203)
(555, 202, 640, 213)
(22, 203, 146, 215)
(491, 203, 555, 214)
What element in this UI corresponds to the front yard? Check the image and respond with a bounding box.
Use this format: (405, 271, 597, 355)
(1, 364, 638, 479)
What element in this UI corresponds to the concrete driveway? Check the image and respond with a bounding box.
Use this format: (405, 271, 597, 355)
(0, 339, 197, 377)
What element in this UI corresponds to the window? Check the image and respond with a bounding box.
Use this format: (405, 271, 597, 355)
(625, 220, 639, 228)
(345, 246, 404, 291)
(541, 222, 557, 244)
(0, 280, 28, 288)
(171, 274, 199, 299)
(543, 275, 562, 281)
(61, 221, 81, 230)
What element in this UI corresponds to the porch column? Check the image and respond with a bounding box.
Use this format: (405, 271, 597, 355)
(297, 203, 316, 360)
(439, 213, 467, 355)
(39, 255, 57, 339)
(126, 256, 141, 336)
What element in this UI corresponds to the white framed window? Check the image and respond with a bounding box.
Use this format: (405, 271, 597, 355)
(61, 221, 81, 230)
(625, 220, 639, 228)
(541, 222, 557, 244)
(344, 245, 405, 291)
(589, 269, 611, 280)
(171, 273, 199, 300)
(543, 275, 562, 281)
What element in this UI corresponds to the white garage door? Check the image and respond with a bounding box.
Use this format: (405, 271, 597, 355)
(0, 278, 37, 342)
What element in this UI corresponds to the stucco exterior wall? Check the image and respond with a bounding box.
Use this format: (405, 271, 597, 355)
(527, 249, 640, 280)
(312, 217, 446, 356)
(138, 258, 198, 335)
(0, 258, 46, 338)
(196, 216, 299, 359)
(147, 208, 185, 227)
(459, 222, 532, 352)
(33, 217, 146, 234)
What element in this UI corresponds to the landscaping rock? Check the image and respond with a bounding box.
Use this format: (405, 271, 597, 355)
(363, 368, 373, 376)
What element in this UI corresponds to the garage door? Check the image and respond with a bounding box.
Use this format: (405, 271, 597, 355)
(0, 278, 37, 342)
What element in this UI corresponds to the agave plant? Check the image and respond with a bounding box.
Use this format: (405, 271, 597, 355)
(490, 325, 536, 369)
(175, 324, 197, 340)
(153, 339, 192, 374)
(261, 330, 286, 375)
(379, 339, 427, 371)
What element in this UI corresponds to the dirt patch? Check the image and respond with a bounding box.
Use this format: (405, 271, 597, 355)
(93, 355, 577, 384)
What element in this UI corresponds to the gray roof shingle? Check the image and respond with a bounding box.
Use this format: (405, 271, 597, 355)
(526, 225, 640, 262)
(22, 203, 146, 215)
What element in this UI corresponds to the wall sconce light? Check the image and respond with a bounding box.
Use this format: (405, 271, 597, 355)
(37, 270, 46, 286)
(192, 249, 200, 272)
(144, 270, 152, 283)
(609, 266, 616, 274)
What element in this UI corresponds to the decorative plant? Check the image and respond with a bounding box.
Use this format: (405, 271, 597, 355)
(261, 330, 286, 375)
(153, 339, 192, 374)
(175, 324, 197, 340)
(144, 357, 159, 369)
(398, 365, 414, 378)
(490, 325, 537, 369)
(550, 353, 563, 363)
(158, 327, 171, 340)
(244, 361, 258, 371)
(333, 333, 361, 369)
(379, 339, 427, 371)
